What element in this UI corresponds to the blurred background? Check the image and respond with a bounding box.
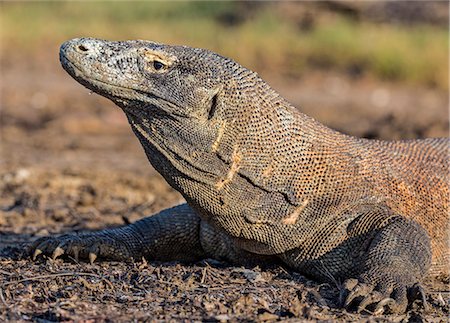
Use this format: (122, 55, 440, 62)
(0, 0, 449, 246)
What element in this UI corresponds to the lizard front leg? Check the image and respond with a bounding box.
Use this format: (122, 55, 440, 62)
(341, 216, 432, 314)
(30, 203, 207, 263)
(281, 205, 432, 314)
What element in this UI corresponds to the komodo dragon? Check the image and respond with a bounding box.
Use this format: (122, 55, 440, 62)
(31, 38, 449, 314)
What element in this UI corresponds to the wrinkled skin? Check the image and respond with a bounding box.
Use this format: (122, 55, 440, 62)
(32, 38, 449, 315)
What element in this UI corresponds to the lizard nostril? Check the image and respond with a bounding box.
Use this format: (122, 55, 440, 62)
(77, 44, 89, 52)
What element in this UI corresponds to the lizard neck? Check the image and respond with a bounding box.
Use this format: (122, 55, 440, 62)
(125, 69, 363, 202)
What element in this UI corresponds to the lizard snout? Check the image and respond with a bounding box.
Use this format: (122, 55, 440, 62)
(60, 38, 100, 58)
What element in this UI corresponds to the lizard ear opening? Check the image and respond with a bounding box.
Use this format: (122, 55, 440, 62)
(207, 85, 223, 121)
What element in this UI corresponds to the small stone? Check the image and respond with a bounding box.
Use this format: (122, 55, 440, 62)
(214, 314, 230, 322)
(233, 268, 266, 283)
(436, 293, 446, 306)
(257, 312, 278, 321)
(16, 168, 31, 181)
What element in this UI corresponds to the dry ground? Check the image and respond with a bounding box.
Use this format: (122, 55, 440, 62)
(0, 53, 449, 321)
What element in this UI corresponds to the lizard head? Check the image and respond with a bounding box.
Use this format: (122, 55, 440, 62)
(59, 38, 238, 120)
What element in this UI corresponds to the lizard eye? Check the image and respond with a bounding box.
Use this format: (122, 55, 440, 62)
(153, 60, 165, 71)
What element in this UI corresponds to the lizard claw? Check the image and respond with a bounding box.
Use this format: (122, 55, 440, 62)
(72, 246, 80, 261)
(32, 248, 43, 260)
(373, 297, 396, 315)
(409, 283, 428, 310)
(341, 276, 409, 314)
(29, 232, 135, 263)
(89, 252, 97, 264)
(343, 281, 374, 308)
(52, 246, 65, 260)
(357, 291, 384, 313)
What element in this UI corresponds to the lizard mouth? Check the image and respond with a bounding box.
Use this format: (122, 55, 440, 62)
(59, 49, 180, 110)
(60, 51, 141, 103)
(59, 39, 185, 116)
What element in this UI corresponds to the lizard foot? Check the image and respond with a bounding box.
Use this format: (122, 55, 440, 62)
(339, 215, 431, 314)
(29, 232, 134, 263)
(340, 274, 427, 314)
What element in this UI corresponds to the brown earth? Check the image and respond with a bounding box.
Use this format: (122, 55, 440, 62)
(0, 54, 448, 321)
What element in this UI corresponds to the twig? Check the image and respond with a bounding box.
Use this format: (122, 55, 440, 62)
(200, 267, 207, 284)
(0, 270, 13, 276)
(2, 272, 107, 287)
(156, 278, 181, 287)
(100, 277, 115, 290)
(0, 287, 9, 308)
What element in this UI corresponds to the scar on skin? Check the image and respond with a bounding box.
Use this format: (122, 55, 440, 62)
(262, 162, 274, 177)
(282, 199, 309, 225)
(211, 121, 227, 153)
(186, 74, 196, 83)
(215, 149, 242, 190)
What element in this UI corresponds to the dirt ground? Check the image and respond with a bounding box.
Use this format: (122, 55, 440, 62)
(0, 50, 449, 321)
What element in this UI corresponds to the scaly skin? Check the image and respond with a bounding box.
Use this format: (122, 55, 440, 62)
(31, 38, 449, 314)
